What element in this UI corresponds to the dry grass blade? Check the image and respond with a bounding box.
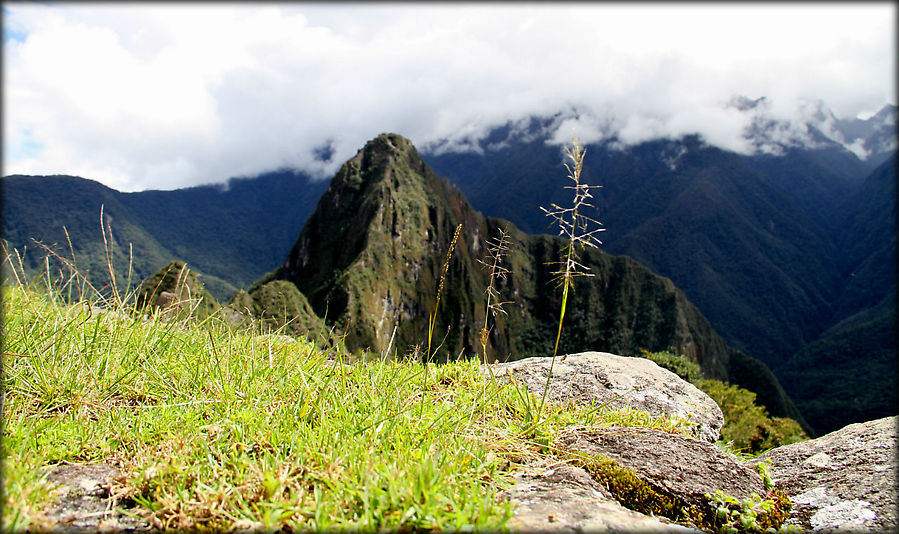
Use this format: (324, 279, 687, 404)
(478, 226, 513, 367)
(427, 223, 463, 361)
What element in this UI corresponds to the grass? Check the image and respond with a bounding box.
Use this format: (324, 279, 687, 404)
(0, 138, 711, 532)
(426, 223, 462, 362)
(1, 265, 692, 532)
(534, 137, 605, 419)
(477, 225, 512, 367)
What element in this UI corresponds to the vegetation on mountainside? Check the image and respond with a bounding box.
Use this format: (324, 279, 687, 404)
(0, 178, 193, 298)
(1, 171, 329, 301)
(773, 303, 897, 435)
(638, 350, 807, 454)
(770, 156, 897, 435)
(227, 281, 331, 344)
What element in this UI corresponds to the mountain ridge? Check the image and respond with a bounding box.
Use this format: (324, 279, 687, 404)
(247, 133, 806, 429)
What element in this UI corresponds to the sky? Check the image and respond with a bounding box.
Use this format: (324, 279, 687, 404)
(3, 2, 896, 192)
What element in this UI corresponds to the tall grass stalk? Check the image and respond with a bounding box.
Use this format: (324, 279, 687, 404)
(426, 223, 462, 362)
(477, 226, 512, 372)
(538, 137, 604, 412)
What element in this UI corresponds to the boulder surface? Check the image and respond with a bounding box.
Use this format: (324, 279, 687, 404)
(38, 463, 150, 533)
(752, 415, 897, 532)
(555, 426, 769, 529)
(485, 352, 724, 442)
(501, 463, 702, 533)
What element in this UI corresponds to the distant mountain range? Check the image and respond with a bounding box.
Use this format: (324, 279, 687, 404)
(422, 105, 896, 435)
(2, 103, 895, 435)
(2, 171, 328, 298)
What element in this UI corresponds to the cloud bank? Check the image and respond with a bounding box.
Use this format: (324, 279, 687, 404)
(3, 3, 895, 191)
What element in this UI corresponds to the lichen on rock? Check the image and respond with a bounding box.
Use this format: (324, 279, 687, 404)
(751, 415, 897, 532)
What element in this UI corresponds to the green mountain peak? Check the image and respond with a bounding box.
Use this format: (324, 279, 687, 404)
(260, 133, 804, 430)
(274, 132, 484, 354)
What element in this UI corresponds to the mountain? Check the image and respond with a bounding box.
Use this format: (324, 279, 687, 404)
(1, 175, 188, 295)
(773, 156, 897, 434)
(4, 102, 892, 433)
(421, 116, 895, 435)
(834, 104, 897, 170)
(252, 133, 806, 427)
(2, 171, 327, 300)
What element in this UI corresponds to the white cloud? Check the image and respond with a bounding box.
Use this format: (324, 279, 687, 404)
(3, 3, 895, 191)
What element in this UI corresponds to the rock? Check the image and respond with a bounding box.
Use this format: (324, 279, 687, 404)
(39, 463, 150, 532)
(484, 352, 724, 442)
(154, 291, 179, 310)
(752, 416, 897, 532)
(501, 462, 703, 533)
(555, 426, 769, 529)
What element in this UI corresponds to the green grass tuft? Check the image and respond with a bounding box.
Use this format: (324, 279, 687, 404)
(2, 279, 701, 531)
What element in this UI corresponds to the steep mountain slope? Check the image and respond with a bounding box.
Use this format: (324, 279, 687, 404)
(605, 143, 847, 365)
(1, 175, 191, 293)
(424, 135, 851, 367)
(832, 156, 897, 321)
(773, 156, 897, 435)
(2, 171, 327, 300)
(260, 133, 805, 426)
(742, 145, 867, 234)
(774, 298, 895, 436)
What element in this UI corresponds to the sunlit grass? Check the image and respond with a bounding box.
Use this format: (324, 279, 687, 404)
(1, 280, 691, 532)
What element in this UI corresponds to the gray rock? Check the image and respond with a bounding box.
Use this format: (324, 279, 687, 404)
(752, 416, 897, 532)
(484, 352, 724, 442)
(39, 463, 150, 532)
(555, 426, 768, 529)
(501, 463, 702, 533)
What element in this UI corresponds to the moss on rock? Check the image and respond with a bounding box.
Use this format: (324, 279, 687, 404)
(137, 260, 221, 320)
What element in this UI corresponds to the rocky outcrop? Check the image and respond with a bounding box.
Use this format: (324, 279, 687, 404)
(751, 416, 897, 532)
(502, 415, 897, 533)
(491, 355, 895, 532)
(154, 290, 178, 310)
(137, 260, 220, 319)
(484, 352, 725, 442)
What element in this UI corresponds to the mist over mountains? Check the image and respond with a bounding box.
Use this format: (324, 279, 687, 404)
(2, 102, 895, 435)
